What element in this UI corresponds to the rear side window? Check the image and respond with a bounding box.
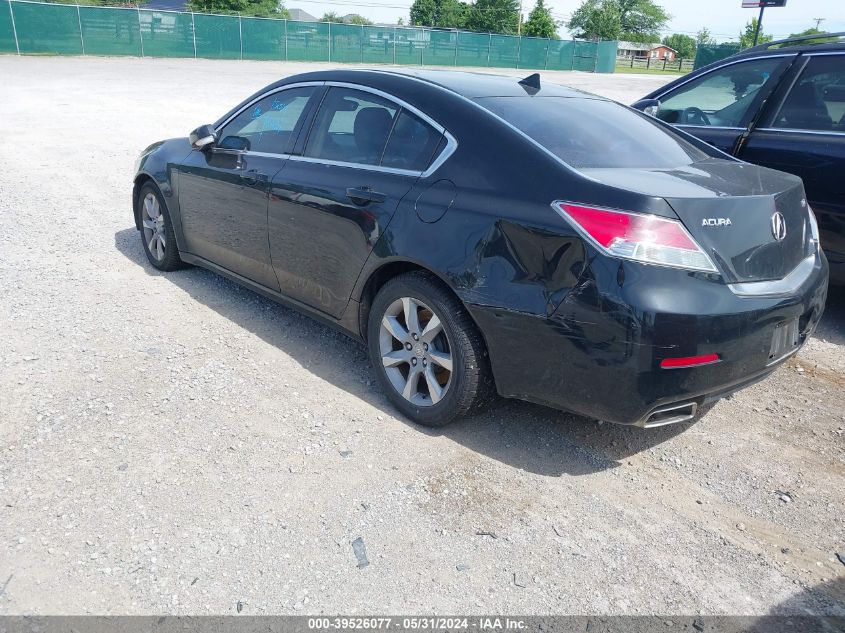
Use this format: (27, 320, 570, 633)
(477, 96, 709, 170)
(773, 55, 845, 132)
(305, 87, 398, 166)
(381, 109, 443, 171)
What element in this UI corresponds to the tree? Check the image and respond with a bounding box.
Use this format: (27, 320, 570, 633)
(662, 33, 695, 59)
(522, 0, 558, 38)
(739, 17, 772, 48)
(320, 11, 342, 22)
(465, 0, 519, 34)
(397, 17, 405, 25)
(187, 0, 288, 17)
(345, 14, 373, 25)
(410, 0, 469, 28)
(696, 27, 714, 46)
(567, 0, 621, 40)
(616, 0, 669, 42)
(787, 27, 836, 44)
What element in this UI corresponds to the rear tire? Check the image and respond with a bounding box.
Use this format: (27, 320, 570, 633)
(367, 271, 494, 427)
(137, 183, 184, 272)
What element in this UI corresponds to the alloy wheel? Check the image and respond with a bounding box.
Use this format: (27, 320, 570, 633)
(378, 297, 453, 407)
(141, 192, 166, 262)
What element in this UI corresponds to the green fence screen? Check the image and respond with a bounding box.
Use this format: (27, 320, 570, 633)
(694, 43, 742, 70)
(0, 0, 618, 72)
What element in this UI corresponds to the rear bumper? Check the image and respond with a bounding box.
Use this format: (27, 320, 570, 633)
(468, 252, 828, 426)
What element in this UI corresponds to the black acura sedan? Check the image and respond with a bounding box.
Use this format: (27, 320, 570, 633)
(132, 69, 828, 428)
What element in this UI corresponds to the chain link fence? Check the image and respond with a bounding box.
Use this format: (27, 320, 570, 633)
(0, 0, 617, 72)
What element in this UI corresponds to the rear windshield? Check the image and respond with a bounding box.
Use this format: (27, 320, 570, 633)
(476, 96, 710, 169)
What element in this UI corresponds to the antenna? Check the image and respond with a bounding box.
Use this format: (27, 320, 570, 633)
(518, 73, 541, 95)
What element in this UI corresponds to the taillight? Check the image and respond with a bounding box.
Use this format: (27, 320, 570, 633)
(660, 354, 720, 369)
(553, 202, 717, 273)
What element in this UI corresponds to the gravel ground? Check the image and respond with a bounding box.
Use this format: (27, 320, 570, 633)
(0, 55, 843, 616)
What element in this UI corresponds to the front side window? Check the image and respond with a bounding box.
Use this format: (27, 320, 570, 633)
(218, 87, 315, 154)
(773, 55, 845, 132)
(477, 96, 709, 170)
(305, 87, 398, 166)
(656, 57, 784, 127)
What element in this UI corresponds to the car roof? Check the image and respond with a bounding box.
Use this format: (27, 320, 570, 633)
(277, 68, 602, 100)
(364, 68, 601, 99)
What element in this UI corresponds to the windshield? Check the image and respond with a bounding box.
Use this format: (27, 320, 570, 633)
(476, 96, 710, 170)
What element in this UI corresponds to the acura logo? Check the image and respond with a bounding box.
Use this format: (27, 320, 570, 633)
(771, 212, 787, 242)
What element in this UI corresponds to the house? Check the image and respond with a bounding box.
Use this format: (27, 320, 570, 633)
(617, 41, 679, 61)
(287, 8, 318, 22)
(649, 44, 677, 61)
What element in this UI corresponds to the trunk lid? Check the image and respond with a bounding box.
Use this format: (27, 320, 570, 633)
(580, 159, 810, 283)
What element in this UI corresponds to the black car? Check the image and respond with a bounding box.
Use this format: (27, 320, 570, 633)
(132, 69, 827, 429)
(633, 33, 845, 284)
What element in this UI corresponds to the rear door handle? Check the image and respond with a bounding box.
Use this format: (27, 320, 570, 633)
(346, 186, 386, 205)
(241, 169, 268, 185)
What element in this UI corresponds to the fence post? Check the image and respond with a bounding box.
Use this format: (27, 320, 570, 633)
(593, 40, 598, 72)
(515, 35, 520, 69)
(191, 11, 197, 58)
(137, 5, 144, 57)
(486, 32, 491, 66)
(392, 26, 396, 65)
(238, 13, 242, 60)
(646, 55, 650, 69)
(8, 0, 20, 55)
(453, 30, 458, 66)
(328, 21, 331, 62)
(662, 57, 666, 71)
(543, 37, 550, 69)
(360, 22, 364, 63)
(284, 19, 287, 61)
(76, 3, 85, 55)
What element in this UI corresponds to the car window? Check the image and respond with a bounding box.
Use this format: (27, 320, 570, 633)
(477, 96, 709, 170)
(381, 109, 443, 171)
(656, 57, 784, 127)
(305, 87, 398, 166)
(773, 55, 845, 132)
(218, 87, 314, 154)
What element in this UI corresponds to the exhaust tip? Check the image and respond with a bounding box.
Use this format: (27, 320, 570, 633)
(639, 402, 698, 428)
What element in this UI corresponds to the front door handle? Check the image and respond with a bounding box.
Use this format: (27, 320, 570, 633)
(241, 169, 268, 185)
(346, 186, 386, 206)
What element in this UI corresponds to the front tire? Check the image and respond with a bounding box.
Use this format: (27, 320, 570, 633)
(367, 272, 494, 427)
(137, 183, 184, 272)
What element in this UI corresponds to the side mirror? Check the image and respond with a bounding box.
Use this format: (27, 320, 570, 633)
(632, 98, 661, 118)
(189, 124, 217, 150)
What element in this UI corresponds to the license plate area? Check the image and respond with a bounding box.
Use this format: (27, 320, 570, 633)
(768, 317, 800, 365)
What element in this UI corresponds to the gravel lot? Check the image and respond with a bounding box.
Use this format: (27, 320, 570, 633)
(0, 55, 843, 616)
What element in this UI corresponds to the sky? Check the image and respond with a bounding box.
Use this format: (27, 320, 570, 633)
(287, 0, 845, 41)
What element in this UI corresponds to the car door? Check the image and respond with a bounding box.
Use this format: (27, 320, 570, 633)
(176, 86, 319, 291)
(740, 53, 845, 274)
(268, 85, 445, 318)
(646, 55, 794, 154)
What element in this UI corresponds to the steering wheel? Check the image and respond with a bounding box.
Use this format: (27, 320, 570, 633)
(682, 107, 711, 126)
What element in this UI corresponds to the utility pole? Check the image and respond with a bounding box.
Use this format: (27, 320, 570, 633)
(517, 0, 523, 37)
(752, 5, 764, 46)
(813, 17, 825, 30)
